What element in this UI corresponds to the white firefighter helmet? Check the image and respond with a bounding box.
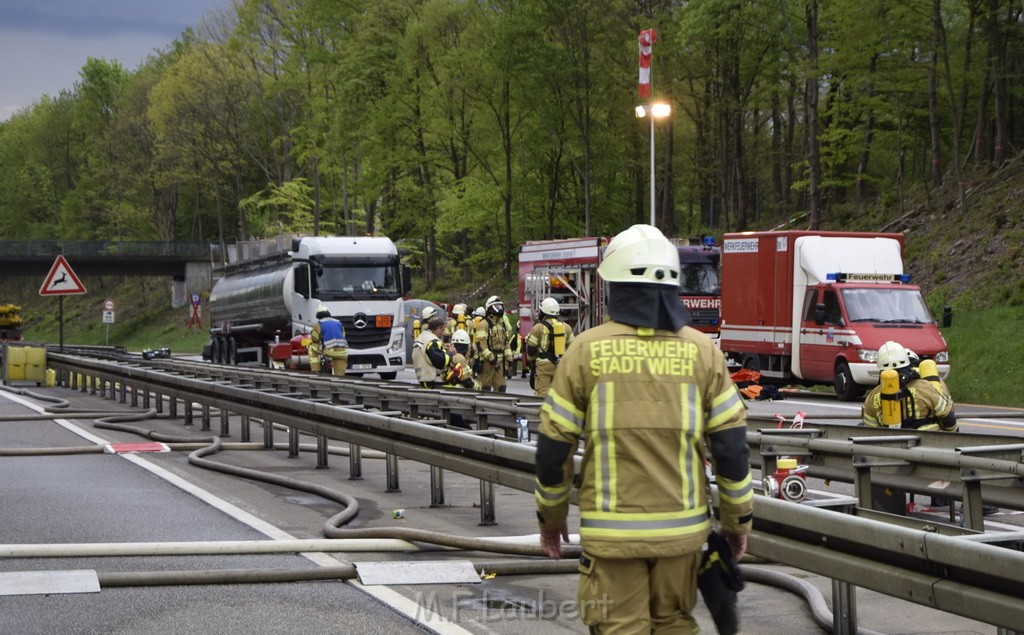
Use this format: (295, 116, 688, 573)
(452, 303, 467, 316)
(905, 348, 920, 367)
(421, 306, 438, 321)
(315, 304, 331, 318)
(474, 306, 485, 317)
(540, 297, 560, 317)
(597, 224, 680, 287)
(451, 329, 471, 345)
(876, 341, 911, 371)
(485, 295, 503, 315)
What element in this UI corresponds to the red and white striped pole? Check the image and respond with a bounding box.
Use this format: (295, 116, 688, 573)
(638, 29, 657, 99)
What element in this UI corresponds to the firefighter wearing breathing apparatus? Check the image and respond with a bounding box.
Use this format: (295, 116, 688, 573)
(524, 297, 574, 398)
(862, 341, 956, 431)
(309, 305, 348, 376)
(412, 315, 454, 388)
(443, 303, 469, 343)
(473, 295, 513, 392)
(412, 306, 439, 340)
(906, 348, 952, 401)
(444, 329, 479, 390)
(534, 224, 753, 632)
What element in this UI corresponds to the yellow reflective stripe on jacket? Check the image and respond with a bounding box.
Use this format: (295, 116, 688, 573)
(535, 479, 571, 507)
(580, 507, 710, 539)
(708, 386, 743, 430)
(679, 383, 701, 510)
(541, 389, 585, 436)
(592, 382, 617, 513)
(717, 474, 754, 506)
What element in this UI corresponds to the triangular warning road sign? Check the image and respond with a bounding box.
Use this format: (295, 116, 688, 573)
(39, 255, 87, 296)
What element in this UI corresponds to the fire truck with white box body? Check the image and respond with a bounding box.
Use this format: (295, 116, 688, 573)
(719, 231, 950, 400)
(517, 236, 721, 340)
(206, 236, 410, 379)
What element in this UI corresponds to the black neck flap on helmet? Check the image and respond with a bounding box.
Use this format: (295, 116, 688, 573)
(607, 282, 690, 331)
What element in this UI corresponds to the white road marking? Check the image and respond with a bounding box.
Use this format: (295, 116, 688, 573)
(0, 389, 473, 635)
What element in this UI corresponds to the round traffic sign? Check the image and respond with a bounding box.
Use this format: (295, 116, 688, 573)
(103, 299, 115, 311)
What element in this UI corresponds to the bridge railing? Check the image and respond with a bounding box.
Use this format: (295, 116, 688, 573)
(0, 240, 210, 258)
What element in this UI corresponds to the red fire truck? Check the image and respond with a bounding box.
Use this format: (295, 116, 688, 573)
(718, 231, 950, 400)
(517, 236, 721, 340)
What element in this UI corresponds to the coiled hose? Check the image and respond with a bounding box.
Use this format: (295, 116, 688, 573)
(2, 382, 885, 633)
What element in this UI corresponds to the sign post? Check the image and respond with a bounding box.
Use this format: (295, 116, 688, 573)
(39, 255, 87, 352)
(102, 299, 116, 346)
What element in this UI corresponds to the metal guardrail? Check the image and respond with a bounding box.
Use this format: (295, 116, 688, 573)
(43, 352, 1024, 631)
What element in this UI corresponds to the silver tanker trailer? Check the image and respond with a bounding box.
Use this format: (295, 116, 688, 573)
(205, 236, 411, 379)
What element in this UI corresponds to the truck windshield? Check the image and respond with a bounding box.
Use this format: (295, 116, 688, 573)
(679, 262, 720, 296)
(842, 287, 935, 324)
(316, 264, 401, 299)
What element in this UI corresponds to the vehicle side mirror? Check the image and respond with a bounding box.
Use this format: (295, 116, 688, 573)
(942, 306, 952, 327)
(402, 265, 412, 295)
(814, 303, 826, 326)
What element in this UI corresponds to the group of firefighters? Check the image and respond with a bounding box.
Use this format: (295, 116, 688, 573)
(303, 225, 972, 633)
(411, 295, 574, 398)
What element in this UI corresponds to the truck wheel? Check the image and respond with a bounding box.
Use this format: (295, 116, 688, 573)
(210, 338, 221, 365)
(834, 362, 865, 401)
(379, 372, 397, 380)
(742, 354, 761, 371)
(227, 338, 238, 365)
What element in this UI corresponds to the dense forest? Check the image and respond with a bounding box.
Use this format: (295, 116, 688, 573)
(2, 0, 1023, 293)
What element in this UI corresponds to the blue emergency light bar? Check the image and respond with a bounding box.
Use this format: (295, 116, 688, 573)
(825, 272, 911, 283)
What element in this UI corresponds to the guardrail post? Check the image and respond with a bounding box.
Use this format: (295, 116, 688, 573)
(479, 480, 496, 525)
(240, 415, 250, 442)
(184, 401, 193, 426)
(430, 466, 445, 507)
(119, 381, 126, 404)
(288, 427, 299, 457)
(831, 579, 857, 634)
(154, 391, 163, 415)
(316, 435, 328, 468)
(349, 444, 363, 480)
(200, 404, 211, 431)
(961, 472, 985, 532)
(99, 378, 107, 399)
(386, 454, 400, 492)
(168, 396, 177, 419)
(90, 375, 98, 396)
(262, 419, 274, 449)
(219, 409, 230, 437)
(142, 387, 150, 409)
(130, 385, 139, 407)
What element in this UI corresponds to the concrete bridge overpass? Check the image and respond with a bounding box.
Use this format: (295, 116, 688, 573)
(0, 240, 215, 307)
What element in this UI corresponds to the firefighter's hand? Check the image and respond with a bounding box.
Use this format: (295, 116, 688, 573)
(540, 524, 570, 559)
(722, 530, 748, 561)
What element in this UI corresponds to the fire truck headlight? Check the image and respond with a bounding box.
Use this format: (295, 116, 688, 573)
(858, 349, 878, 364)
(935, 351, 949, 363)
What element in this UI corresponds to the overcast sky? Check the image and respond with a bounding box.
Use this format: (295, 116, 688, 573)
(0, 1, 217, 121)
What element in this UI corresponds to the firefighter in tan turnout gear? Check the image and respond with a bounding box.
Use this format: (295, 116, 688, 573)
(534, 224, 753, 632)
(473, 295, 512, 392)
(524, 297, 574, 398)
